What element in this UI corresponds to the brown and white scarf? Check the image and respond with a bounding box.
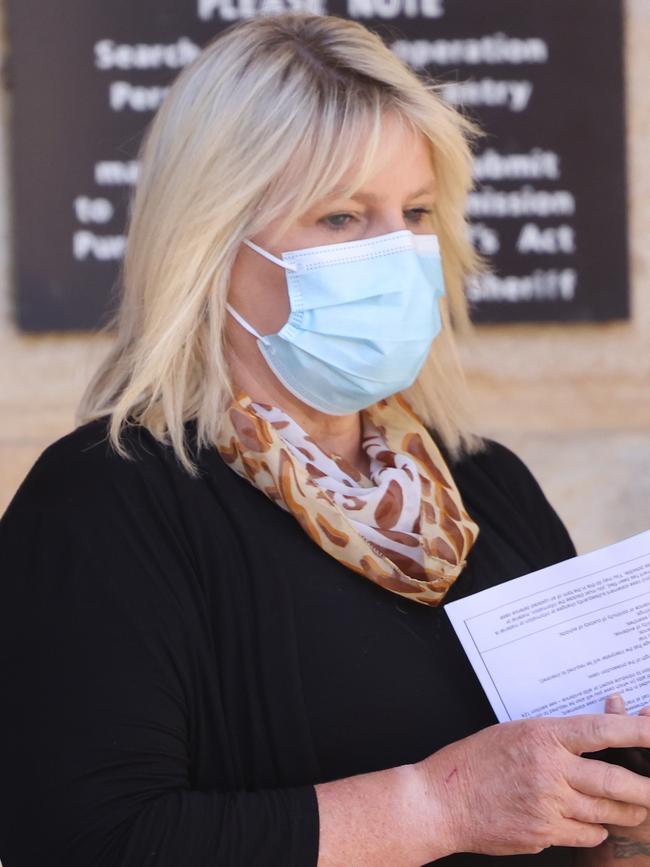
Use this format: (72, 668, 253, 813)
(217, 391, 480, 606)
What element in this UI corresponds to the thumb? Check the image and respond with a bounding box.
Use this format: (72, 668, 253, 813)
(605, 693, 628, 714)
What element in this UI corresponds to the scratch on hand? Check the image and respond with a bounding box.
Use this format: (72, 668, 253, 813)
(444, 768, 458, 784)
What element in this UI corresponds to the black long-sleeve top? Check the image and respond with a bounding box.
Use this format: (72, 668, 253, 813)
(0, 418, 590, 866)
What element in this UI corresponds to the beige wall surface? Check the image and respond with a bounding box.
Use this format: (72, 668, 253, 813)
(0, 1, 648, 556)
(457, 0, 650, 552)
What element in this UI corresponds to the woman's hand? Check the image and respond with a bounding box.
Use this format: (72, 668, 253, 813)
(412, 712, 650, 858)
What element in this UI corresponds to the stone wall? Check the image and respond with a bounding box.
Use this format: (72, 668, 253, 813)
(457, 0, 650, 552)
(0, 0, 648, 555)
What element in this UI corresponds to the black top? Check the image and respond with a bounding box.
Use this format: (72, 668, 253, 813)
(0, 418, 600, 866)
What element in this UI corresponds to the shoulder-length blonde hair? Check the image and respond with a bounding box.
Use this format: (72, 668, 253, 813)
(78, 11, 486, 473)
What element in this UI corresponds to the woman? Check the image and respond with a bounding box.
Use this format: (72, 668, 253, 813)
(1, 12, 650, 867)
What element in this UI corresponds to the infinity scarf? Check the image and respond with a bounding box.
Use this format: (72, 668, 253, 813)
(217, 392, 480, 606)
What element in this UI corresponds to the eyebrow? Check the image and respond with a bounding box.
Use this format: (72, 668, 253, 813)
(328, 180, 436, 203)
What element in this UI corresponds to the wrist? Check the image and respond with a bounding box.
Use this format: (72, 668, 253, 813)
(406, 759, 460, 861)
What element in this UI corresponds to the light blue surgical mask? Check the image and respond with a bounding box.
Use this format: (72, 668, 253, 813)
(226, 228, 445, 415)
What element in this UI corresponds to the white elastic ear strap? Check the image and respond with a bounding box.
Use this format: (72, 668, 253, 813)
(226, 303, 262, 340)
(244, 238, 298, 272)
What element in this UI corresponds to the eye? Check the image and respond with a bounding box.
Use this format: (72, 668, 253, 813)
(319, 207, 434, 232)
(405, 207, 433, 224)
(320, 213, 356, 231)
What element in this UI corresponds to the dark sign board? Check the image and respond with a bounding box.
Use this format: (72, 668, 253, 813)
(7, 0, 628, 331)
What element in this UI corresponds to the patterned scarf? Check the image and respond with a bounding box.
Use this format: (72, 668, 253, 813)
(217, 392, 480, 606)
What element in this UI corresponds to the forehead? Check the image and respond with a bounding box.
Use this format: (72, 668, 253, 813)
(261, 108, 437, 241)
(324, 120, 435, 202)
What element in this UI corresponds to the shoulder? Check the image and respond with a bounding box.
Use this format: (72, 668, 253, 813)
(0, 419, 242, 549)
(442, 433, 552, 507)
(0, 421, 217, 687)
(442, 433, 578, 561)
(0, 419, 236, 610)
(1, 417, 248, 551)
(3, 419, 176, 521)
(444, 434, 530, 476)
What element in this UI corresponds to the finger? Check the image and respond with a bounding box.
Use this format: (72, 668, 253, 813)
(568, 756, 650, 808)
(558, 712, 650, 753)
(639, 706, 650, 717)
(567, 792, 647, 828)
(552, 818, 609, 849)
(605, 693, 627, 714)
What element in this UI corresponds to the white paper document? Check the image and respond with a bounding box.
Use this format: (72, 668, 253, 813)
(445, 530, 650, 723)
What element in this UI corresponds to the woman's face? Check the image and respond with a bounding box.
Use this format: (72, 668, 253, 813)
(226, 111, 437, 394)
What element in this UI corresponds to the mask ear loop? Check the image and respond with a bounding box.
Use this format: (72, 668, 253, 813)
(225, 303, 271, 344)
(243, 238, 299, 272)
(226, 238, 298, 342)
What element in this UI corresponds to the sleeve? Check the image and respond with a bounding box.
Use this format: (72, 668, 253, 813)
(0, 451, 320, 867)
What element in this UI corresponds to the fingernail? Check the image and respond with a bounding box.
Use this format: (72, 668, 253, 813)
(605, 693, 626, 713)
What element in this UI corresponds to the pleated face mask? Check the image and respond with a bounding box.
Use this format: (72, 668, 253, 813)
(226, 229, 445, 415)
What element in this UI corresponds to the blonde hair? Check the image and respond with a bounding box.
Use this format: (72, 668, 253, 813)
(78, 12, 486, 473)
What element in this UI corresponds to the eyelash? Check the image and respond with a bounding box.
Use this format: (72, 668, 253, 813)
(321, 208, 433, 232)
